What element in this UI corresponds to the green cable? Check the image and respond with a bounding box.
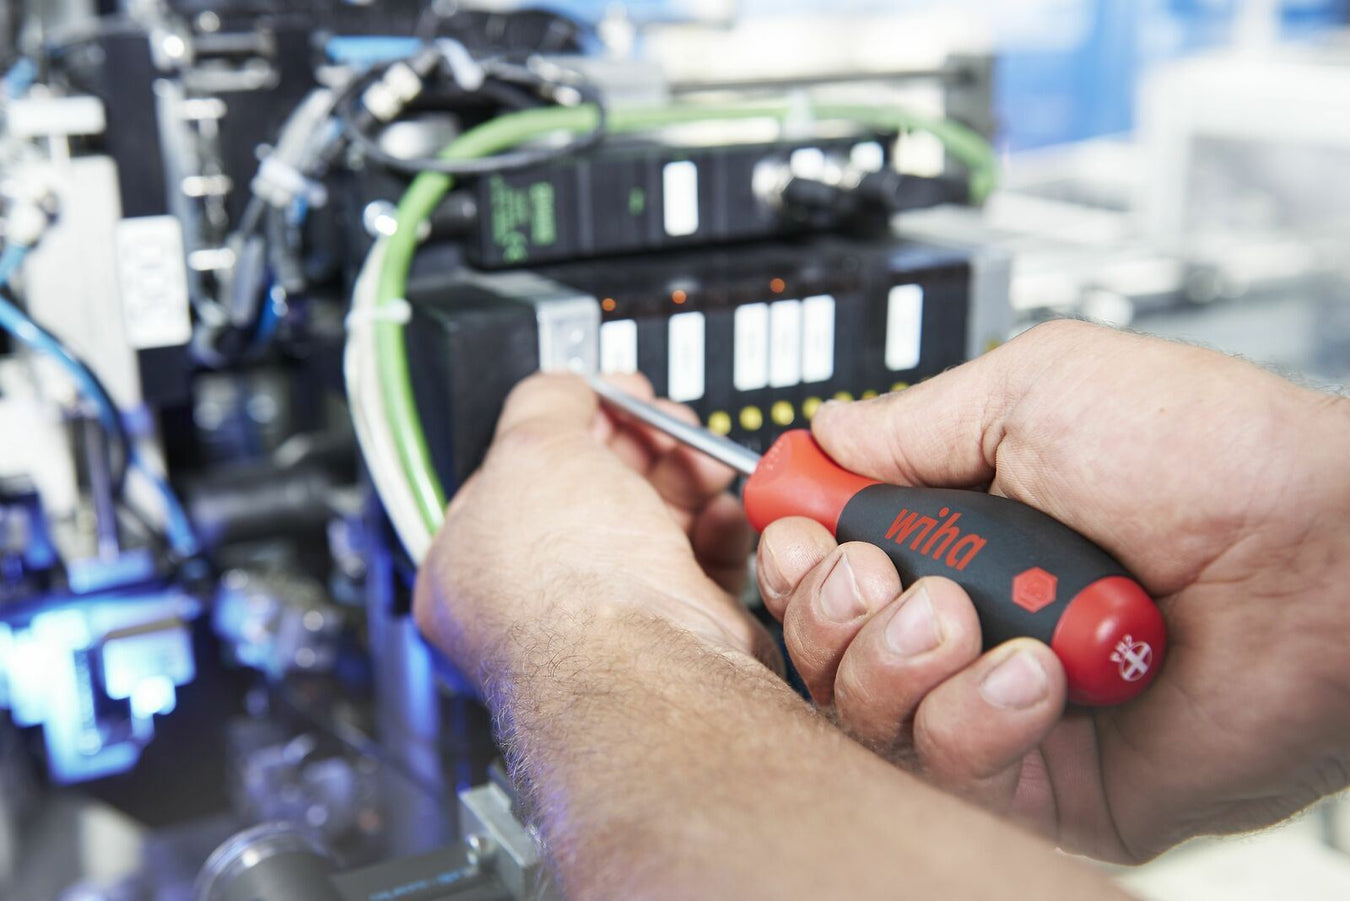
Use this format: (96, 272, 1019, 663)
(373, 101, 999, 533)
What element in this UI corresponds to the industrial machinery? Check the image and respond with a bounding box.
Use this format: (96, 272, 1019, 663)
(0, 3, 1008, 898)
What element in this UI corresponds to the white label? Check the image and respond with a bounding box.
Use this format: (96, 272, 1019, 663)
(768, 299, 803, 389)
(801, 295, 836, 383)
(600, 320, 638, 375)
(662, 160, 699, 237)
(115, 216, 192, 350)
(733, 303, 769, 391)
(886, 284, 924, 371)
(667, 311, 705, 402)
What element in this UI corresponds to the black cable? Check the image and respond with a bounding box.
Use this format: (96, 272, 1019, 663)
(337, 66, 608, 178)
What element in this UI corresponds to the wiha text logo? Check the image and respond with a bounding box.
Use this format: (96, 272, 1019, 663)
(885, 506, 987, 571)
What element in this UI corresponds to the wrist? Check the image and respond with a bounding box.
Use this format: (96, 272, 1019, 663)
(482, 572, 763, 697)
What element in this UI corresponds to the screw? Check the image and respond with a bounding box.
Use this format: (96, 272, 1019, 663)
(465, 832, 496, 866)
(363, 201, 399, 238)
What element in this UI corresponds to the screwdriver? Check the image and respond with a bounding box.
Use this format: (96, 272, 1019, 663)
(589, 377, 1165, 707)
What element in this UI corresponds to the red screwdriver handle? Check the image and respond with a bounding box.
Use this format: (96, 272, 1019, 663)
(744, 431, 1165, 706)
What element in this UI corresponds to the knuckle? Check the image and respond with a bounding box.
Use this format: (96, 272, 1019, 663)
(839, 542, 900, 601)
(913, 704, 975, 779)
(784, 609, 836, 676)
(496, 420, 565, 457)
(1021, 317, 1094, 347)
(833, 652, 875, 713)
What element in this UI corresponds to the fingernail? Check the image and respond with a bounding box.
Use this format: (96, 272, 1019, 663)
(980, 651, 1049, 710)
(819, 554, 866, 622)
(759, 540, 790, 599)
(884, 585, 941, 657)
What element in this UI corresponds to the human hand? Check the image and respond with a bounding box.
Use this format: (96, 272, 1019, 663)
(757, 320, 1350, 861)
(414, 372, 778, 689)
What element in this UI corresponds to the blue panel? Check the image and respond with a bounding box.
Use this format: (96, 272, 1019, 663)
(997, 0, 1347, 149)
(0, 592, 199, 783)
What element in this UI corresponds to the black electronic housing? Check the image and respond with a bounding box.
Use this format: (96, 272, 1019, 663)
(406, 236, 972, 494)
(458, 134, 905, 269)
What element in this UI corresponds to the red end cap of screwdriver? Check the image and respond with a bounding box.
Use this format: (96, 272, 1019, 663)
(744, 430, 878, 535)
(1051, 576, 1166, 706)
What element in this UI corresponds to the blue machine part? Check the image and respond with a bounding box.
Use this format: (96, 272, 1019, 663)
(995, 0, 1349, 150)
(325, 36, 424, 67)
(0, 480, 59, 602)
(66, 548, 157, 595)
(0, 590, 199, 783)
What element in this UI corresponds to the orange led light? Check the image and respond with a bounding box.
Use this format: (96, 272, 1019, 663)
(601, 297, 616, 312)
(769, 278, 786, 294)
(671, 289, 687, 305)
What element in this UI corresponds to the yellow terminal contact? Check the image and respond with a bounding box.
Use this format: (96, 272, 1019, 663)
(707, 411, 732, 435)
(770, 400, 795, 427)
(833, 391, 853, 403)
(892, 381, 910, 393)
(802, 396, 823, 419)
(739, 406, 764, 432)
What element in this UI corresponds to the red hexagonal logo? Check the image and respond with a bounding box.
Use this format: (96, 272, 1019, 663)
(1011, 567, 1058, 613)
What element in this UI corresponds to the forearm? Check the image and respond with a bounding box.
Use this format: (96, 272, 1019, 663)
(486, 581, 1131, 900)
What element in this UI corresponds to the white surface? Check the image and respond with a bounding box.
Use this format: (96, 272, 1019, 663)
(115, 216, 192, 350)
(801, 294, 836, 384)
(6, 96, 106, 138)
(850, 140, 885, 174)
(885, 284, 924, 371)
(789, 146, 826, 180)
(23, 156, 142, 408)
(1115, 797, 1350, 901)
(667, 311, 706, 402)
(600, 319, 639, 375)
(662, 160, 699, 237)
(733, 302, 770, 391)
(768, 299, 803, 388)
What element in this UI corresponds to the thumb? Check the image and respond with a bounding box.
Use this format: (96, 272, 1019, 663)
(810, 320, 1092, 488)
(494, 372, 599, 437)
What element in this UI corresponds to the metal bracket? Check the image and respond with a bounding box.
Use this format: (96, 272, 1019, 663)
(459, 271, 600, 375)
(458, 782, 557, 901)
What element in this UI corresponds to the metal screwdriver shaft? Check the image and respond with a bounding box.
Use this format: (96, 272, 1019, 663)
(586, 376, 762, 476)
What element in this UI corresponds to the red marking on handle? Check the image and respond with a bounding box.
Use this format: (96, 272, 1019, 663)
(744, 430, 877, 534)
(1051, 576, 1166, 706)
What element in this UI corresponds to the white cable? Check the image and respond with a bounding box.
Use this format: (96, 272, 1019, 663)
(345, 239, 434, 562)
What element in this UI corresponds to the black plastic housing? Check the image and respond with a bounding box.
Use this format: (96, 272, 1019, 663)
(405, 236, 972, 496)
(462, 135, 895, 268)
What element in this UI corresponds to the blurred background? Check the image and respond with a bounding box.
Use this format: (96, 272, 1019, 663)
(0, 2, 1346, 899)
(629, 0, 1350, 389)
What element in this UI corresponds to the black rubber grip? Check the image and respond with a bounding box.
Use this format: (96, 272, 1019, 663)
(837, 484, 1128, 647)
